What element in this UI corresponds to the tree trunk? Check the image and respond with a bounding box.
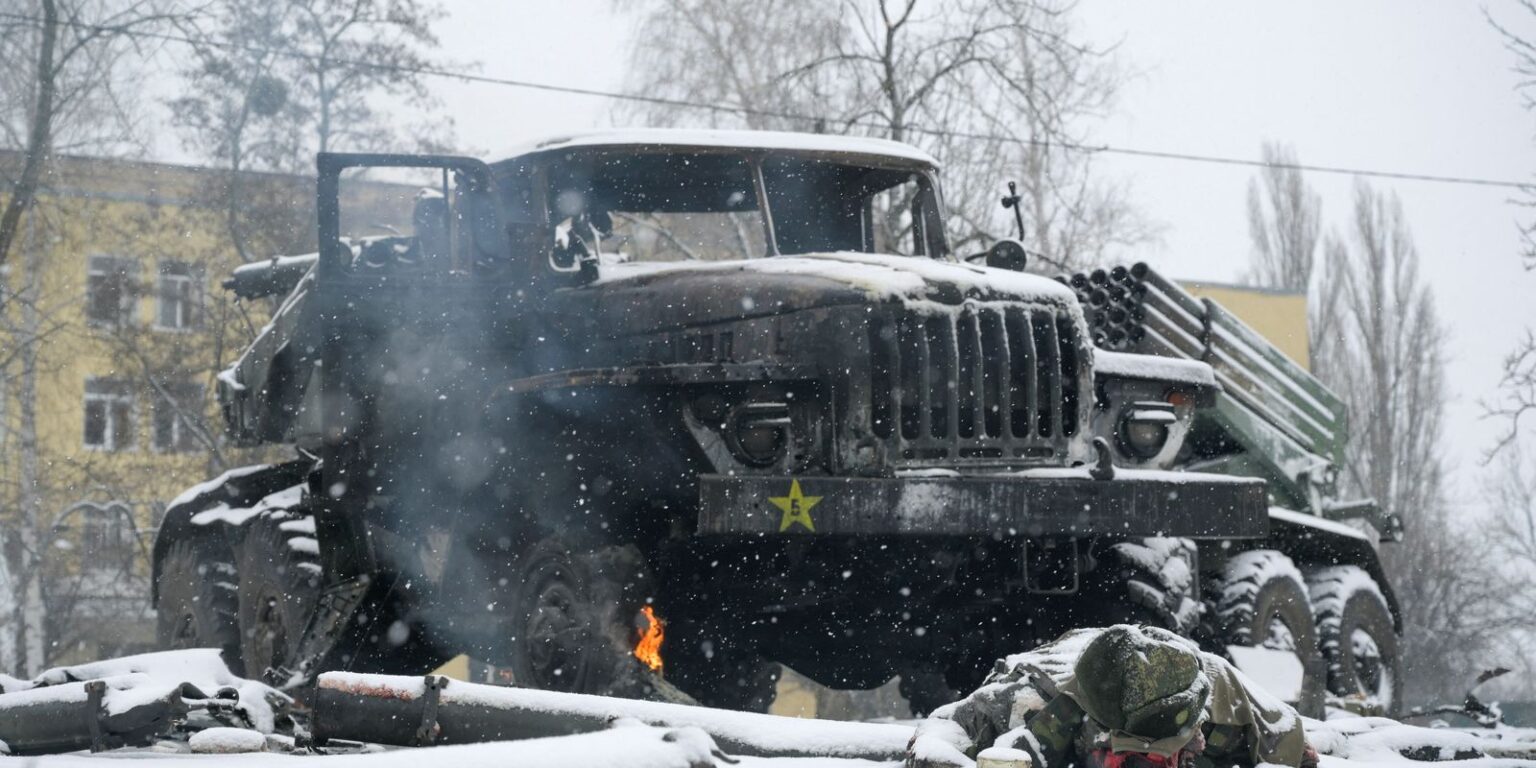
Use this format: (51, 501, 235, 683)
(16, 209, 47, 675)
(0, 0, 59, 269)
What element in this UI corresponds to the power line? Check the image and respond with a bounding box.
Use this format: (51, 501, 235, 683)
(3, 9, 1530, 191)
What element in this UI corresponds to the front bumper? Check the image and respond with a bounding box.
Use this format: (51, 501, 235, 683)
(697, 469, 1267, 538)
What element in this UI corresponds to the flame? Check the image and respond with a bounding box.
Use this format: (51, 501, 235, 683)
(633, 605, 665, 673)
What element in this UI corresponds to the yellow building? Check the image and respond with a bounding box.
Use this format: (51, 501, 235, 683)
(1182, 279, 1311, 370)
(0, 151, 309, 668)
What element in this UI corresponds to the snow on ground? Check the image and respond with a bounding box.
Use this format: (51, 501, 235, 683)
(3, 652, 1534, 767)
(15, 717, 1536, 768)
(37, 725, 730, 768)
(5, 649, 287, 733)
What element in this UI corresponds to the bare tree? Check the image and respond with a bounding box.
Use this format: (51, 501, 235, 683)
(171, 0, 456, 262)
(1312, 181, 1510, 704)
(1244, 142, 1321, 293)
(617, 0, 1153, 268)
(1486, 330, 1536, 459)
(1321, 183, 1444, 535)
(0, 0, 178, 268)
(1241, 141, 1335, 369)
(1489, 1, 1536, 272)
(1488, 447, 1536, 616)
(1485, 1, 1536, 461)
(0, 0, 177, 675)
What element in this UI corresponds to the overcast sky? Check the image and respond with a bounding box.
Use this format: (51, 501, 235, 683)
(142, 1, 1536, 506)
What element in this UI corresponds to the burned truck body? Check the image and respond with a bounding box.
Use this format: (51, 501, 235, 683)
(151, 130, 1398, 716)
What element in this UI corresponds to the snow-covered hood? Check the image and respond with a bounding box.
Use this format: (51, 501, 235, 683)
(565, 252, 1078, 332)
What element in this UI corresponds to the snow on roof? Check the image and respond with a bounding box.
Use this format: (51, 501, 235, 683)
(593, 252, 1078, 305)
(495, 128, 939, 167)
(165, 463, 276, 510)
(1094, 349, 1218, 387)
(1268, 506, 1371, 541)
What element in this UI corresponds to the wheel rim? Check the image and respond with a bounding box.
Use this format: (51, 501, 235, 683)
(1350, 628, 1393, 703)
(1262, 613, 1299, 653)
(522, 573, 592, 692)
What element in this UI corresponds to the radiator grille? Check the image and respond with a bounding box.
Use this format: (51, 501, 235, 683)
(868, 304, 1080, 465)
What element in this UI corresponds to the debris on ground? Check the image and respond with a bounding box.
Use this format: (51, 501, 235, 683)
(0, 648, 1530, 767)
(0, 649, 288, 754)
(313, 671, 912, 759)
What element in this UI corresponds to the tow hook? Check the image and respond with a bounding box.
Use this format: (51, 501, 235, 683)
(1089, 437, 1116, 481)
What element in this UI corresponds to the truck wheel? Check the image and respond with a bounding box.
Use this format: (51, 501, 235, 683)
(508, 541, 664, 698)
(156, 537, 242, 672)
(1308, 566, 1401, 715)
(1214, 549, 1325, 716)
(236, 509, 321, 686)
(1096, 537, 1202, 633)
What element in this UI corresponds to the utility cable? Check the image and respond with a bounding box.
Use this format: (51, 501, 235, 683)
(1, 9, 1529, 190)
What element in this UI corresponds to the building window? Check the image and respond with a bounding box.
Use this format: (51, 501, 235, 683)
(83, 379, 134, 451)
(152, 381, 204, 452)
(156, 261, 201, 330)
(79, 503, 136, 563)
(86, 255, 138, 326)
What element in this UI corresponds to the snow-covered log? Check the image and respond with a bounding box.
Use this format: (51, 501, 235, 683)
(0, 649, 288, 755)
(312, 672, 913, 760)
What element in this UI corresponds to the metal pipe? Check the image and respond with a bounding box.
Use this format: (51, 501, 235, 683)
(311, 674, 910, 760)
(0, 677, 191, 755)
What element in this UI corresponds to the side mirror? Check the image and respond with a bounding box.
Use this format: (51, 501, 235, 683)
(964, 238, 1029, 271)
(543, 215, 601, 285)
(985, 239, 1029, 271)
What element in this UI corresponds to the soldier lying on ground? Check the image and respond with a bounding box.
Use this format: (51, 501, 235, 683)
(905, 625, 1319, 768)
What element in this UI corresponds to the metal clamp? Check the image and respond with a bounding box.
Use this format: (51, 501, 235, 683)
(414, 675, 447, 746)
(84, 680, 107, 753)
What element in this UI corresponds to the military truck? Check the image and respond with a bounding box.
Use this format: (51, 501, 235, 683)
(152, 129, 1400, 716)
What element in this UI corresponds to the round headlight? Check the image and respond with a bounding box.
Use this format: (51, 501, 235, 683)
(1120, 419, 1168, 459)
(1118, 403, 1175, 460)
(726, 401, 790, 467)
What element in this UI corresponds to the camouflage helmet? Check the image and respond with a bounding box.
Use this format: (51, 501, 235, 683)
(1071, 625, 1211, 743)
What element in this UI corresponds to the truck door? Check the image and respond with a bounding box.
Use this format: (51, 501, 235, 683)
(311, 152, 515, 582)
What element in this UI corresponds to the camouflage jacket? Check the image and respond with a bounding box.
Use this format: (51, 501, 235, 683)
(905, 629, 1308, 768)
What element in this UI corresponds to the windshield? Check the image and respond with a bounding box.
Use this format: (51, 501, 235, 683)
(526, 149, 943, 262)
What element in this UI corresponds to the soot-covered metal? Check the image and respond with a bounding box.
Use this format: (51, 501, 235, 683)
(152, 130, 1387, 719)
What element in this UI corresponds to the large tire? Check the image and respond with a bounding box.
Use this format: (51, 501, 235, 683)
(1102, 537, 1202, 633)
(1307, 566, 1401, 716)
(156, 536, 242, 672)
(507, 541, 673, 700)
(1213, 550, 1325, 716)
(235, 502, 322, 687)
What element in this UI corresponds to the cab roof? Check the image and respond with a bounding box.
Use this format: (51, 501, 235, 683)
(494, 128, 939, 169)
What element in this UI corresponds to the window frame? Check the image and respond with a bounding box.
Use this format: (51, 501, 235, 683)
(83, 378, 135, 452)
(86, 255, 139, 328)
(154, 260, 202, 331)
(151, 380, 205, 453)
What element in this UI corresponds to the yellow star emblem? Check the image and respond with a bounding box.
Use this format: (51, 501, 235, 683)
(769, 479, 821, 532)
